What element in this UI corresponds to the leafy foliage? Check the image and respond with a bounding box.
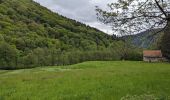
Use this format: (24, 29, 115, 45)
(0, 0, 142, 69)
(0, 42, 18, 69)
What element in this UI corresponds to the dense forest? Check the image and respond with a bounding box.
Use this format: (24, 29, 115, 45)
(0, 0, 142, 69)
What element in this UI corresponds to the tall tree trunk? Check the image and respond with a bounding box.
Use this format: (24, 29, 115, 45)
(161, 15, 170, 59)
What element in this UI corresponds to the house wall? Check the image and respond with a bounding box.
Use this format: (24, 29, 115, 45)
(143, 57, 162, 62)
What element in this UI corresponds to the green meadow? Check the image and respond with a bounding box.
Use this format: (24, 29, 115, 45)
(0, 61, 170, 100)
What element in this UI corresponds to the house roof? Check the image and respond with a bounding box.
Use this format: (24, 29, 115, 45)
(143, 50, 162, 58)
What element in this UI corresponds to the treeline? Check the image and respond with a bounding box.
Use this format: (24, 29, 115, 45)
(0, 41, 142, 69)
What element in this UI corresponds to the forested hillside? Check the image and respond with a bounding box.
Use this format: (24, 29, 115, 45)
(0, 0, 142, 69)
(0, 0, 143, 69)
(123, 29, 163, 49)
(0, 0, 113, 50)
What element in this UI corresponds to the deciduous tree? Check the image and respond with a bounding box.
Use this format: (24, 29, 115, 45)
(96, 0, 170, 58)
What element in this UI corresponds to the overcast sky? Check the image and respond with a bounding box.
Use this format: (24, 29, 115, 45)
(33, 0, 115, 34)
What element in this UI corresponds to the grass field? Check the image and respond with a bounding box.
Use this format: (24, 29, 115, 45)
(0, 61, 170, 100)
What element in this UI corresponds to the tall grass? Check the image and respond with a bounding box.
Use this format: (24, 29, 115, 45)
(0, 61, 170, 100)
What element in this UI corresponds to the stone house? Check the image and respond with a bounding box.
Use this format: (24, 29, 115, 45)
(143, 50, 163, 62)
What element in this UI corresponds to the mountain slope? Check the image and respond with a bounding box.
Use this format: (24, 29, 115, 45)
(123, 29, 163, 49)
(0, 0, 114, 51)
(0, 0, 119, 69)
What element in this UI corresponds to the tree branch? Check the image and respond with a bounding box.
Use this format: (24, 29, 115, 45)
(135, 0, 149, 12)
(155, 0, 167, 17)
(147, 20, 168, 39)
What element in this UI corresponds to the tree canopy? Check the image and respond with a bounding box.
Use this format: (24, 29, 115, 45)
(96, 0, 170, 59)
(96, 0, 170, 35)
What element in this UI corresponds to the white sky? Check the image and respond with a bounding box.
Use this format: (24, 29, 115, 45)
(33, 0, 115, 34)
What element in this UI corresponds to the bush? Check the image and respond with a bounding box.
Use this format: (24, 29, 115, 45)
(124, 51, 143, 61)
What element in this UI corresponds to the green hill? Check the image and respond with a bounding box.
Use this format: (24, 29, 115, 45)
(0, 0, 113, 50)
(0, 0, 128, 69)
